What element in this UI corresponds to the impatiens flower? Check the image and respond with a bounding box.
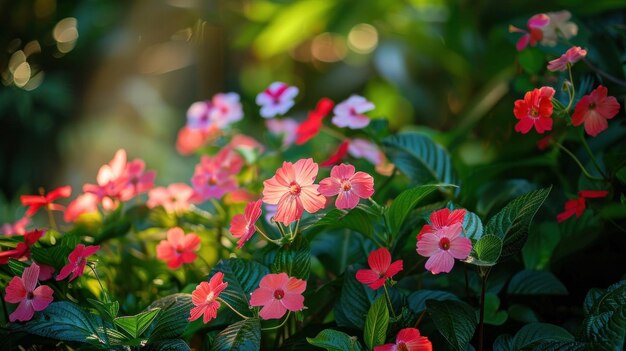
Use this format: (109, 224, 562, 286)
(513, 86, 555, 134)
(256, 82, 299, 118)
(318, 164, 374, 209)
(262, 158, 326, 225)
(156, 227, 201, 269)
(187, 93, 243, 130)
(191, 155, 239, 201)
(56, 244, 100, 281)
(547, 46, 587, 72)
(348, 139, 383, 165)
(417, 222, 472, 274)
(147, 183, 194, 214)
(417, 208, 466, 241)
(118, 159, 156, 201)
(295, 98, 334, 145)
(374, 328, 432, 351)
(331, 95, 375, 129)
(509, 14, 550, 51)
(37, 264, 55, 281)
(21, 185, 72, 217)
(320, 140, 350, 167)
(4, 263, 54, 322)
(1, 217, 30, 236)
(64, 193, 99, 222)
(266, 118, 299, 147)
(176, 125, 220, 156)
(356, 248, 403, 290)
(229, 200, 263, 248)
(250, 272, 306, 320)
(572, 85, 620, 137)
(189, 272, 228, 323)
(557, 190, 609, 223)
(542, 11, 578, 46)
(0, 229, 44, 264)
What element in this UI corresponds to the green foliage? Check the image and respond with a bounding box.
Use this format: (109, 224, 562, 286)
(210, 318, 261, 351)
(113, 308, 161, 339)
(469, 234, 503, 265)
(145, 294, 193, 342)
(493, 323, 576, 351)
(581, 280, 626, 349)
(334, 266, 379, 329)
(310, 206, 377, 239)
(507, 270, 568, 295)
(407, 290, 459, 314)
(209, 259, 270, 318)
(307, 329, 365, 351)
(272, 234, 311, 280)
(463, 210, 484, 240)
(363, 295, 389, 350)
(483, 293, 508, 326)
(426, 299, 478, 351)
(387, 184, 439, 235)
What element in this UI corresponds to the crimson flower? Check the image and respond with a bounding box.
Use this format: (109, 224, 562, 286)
(572, 85, 620, 137)
(21, 186, 72, 217)
(513, 86, 555, 134)
(156, 227, 201, 269)
(295, 98, 334, 145)
(0, 229, 44, 264)
(557, 190, 608, 223)
(229, 200, 262, 248)
(4, 263, 54, 322)
(318, 164, 374, 209)
(374, 328, 432, 351)
(56, 244, 100, 281)
(189, 272, 228, 323)
(356, 248, 403, 290)
(320, 140, 350, 167)
(250, 273, 306, 320)
(417, 208, 466, 241)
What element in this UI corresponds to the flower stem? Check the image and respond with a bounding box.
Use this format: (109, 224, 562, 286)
(583, 58, 626, 87)
(292, 219, 300, 241)
(217, 297, 249, 320)
(0, 289, 9, 322)
(383, 283, 397, 319)
(261, 311, 291, 330)
(88, 263, 110, 303)
(564, 63, 576, 112)
(255, 225, 282, 245)
(578, 131, 607, 178)
(46, 207, 58, 232)
(321, 126, 346, 141)
(554, 142, 604, 181)
(478, 268, 490, 351)
(414, 310, 426, 329)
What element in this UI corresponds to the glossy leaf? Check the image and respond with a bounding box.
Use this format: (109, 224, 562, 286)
(364, 295, 389, 350)
(210, 318, 261, 351)
(145, 294, 193, 342)
(114, 308, 161, 339)
(426, 299, 478, 351)
(272, 234, 311, 280)
(507, 270, 568, 295)
(307, 329, 365, 351)
(387, 185, 439, 235)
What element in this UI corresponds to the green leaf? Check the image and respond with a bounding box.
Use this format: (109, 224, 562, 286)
(334, 266, 379, 329)
(581, 280, 626, 349)
(364, 295, 389, 350)
(383, 132, 459, 187)
(507, 270, 568, 295)
(210, 318, 261, 351)
(114, 308, 161, 339)
(468, 235, 503, 265)
(387, 185, 439, 235)
(463, 210, 484, 240)
(87, 298, 119, 321)
(307, 329, 365, 351)
(272, 234, 311, 280)
(7, 258, 28, 276)
(518, 48, 545, 74)
(483, 293, 507, 326)
(522, 222, 560, 270)
(145, 294, 193, 342)
(407, 290, 459, 313)
(144, 339, 191, 351)
(209, 259, 270, 318)
(426, 299, 478, 351)
(484, 187, 551, 258)
(310, 207, 376, 238)
(492, 323, 575, 351)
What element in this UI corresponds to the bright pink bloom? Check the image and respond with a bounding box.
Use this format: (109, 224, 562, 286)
(318, 164, 374, 209)
(148, 183, 194, 214)
(320, 141, 349, 167)
(557, 190, 609, 222)
(1, 217, 30, 236)
(572, 85, 620, 137)
(332, 95, 375, 129)
(189, 272, 228, 324)
(64, 193, 99, 222)
(509, 14, 550, 51)
(266, 118, 299, 147)
(250, 273, 306, 320)
(55, 244, 100, 281)
(37, 264, 55, 281)
(262, 158, 326, 225)
(0, 229, 44, 264)
(118, 159, 156, 201)
(187, 101, 213, 130)
(156, 227, 201, 269)
(191, 156, 238, 201)
(176, 125, 219, 156)
(513, 86, 555, 134)
(4, 263, 54, 322)
(256, 82, 299, 118)
(417, 222, 472, 274)
(547, 46, 587, 72)
(187, 93, 243, 130)
(21, 186, 72, 217)
(295, 98, 334, 145)
(417, 208, 466, 241)
(374, 328, 432, 351)
(229, 200, 262, 249)
(542, 11, 578, 46)
(348, 139, 383, 165)
(356, 248, 403, 290)
(228, 134, 265, 158)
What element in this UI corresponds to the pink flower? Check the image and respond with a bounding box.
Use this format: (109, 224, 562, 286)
(118, 159, 156, 201)
(21, 185, 72, 217)
(348, 139, 383, 166)
(0, 229, 44, 264)
(224, 190, 257, 206)
(228, 134, 265, 157)
(147, 183, 194, 214)
(320, 141, 349, 167)
(295, 98, 334, 145)
(318, 164, 374, 209)
(513, 86, 555, 134)
(189, 272, 228, 323)
(356, 248, 403, 290)
(547, 46, 587, 72)
(417, 222, 472, 274)
(256, 82, 299, 118)
(331, 95, 375, 129)
(266, 118, 299, 147)
(557, 190, 608, 223)
(37, 264, 55, 281)
(229, 200, 262, 249)
(186, 93, 243, 130)
(56, 244, 100, 281)
(542, 11, 578, 46)
(262, 158, 326, 225)
(417, 208, 466, 241)
(191, 154, 239, 201)
(1, 217, 30, 236)
(64, 193, 99, 222)
(187, 101, 213, 130)
(4, 263, 54, 322)
(250, 273, 306, 320)
(156, 227, 201, 269)
(509, 14, 550, 51)
(176, 125, 219, 156)
(374, 328, 432, 351)
(572, 85, 620, 137)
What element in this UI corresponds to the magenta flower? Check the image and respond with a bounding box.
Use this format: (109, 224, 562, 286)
(331, 95, 375, 129)
(256, 82, 299, 118)
(356, 248, 403, 290)
(318, 164, 374, 209)
(229, 200, 262, 249)
(250, 273, 306, 320)
(374, 328, 432, 351)
(186, 93, 243, 131)
(417, 222, 471, 274)
(547, 46, 587, 72)
(572, 85, 620, 137)
(156, 227, 201, 269)
(189, 272, 228, 323)
(56, 244, 100, 281)
(509, 14, 550, 51)
(147, 183, 194, 214)
(5, 263, 54, 322)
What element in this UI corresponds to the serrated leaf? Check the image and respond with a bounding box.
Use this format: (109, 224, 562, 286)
(146, 294, 193, 342)
(7, 258, 28, 276)
(581, 280, 626, 349)
(522, 222, 560, 270)
(87, 298, 119, 321)
(210, 318, 261, 351)
(310, 207, 376, 238)
(463, 211, 484, 240)
(426, 299, 478, 351)
(144, 339, 191, 351)
(334, 266, 378, 330)
(364, 295, 389, 350)
(387, 185, 439, 235)
(471, 235, 503, 264)
(407, 290, 459, 313)
(114, 308, 161, 339)
(307, 329, 365, 351)
(272, 234, 310, 280)
(492, 323, 575, 351)
(484, 187, 551, 257)
(507, 270, 568, 295)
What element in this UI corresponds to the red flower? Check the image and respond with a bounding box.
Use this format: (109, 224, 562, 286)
(55, 244, 100, 281)
(557, 190, 608, 222)
(21, 186, 72, 217)
(0, 229, 44, 264)
(189, 272, 228, 323)
(156, 227, 201, 269)
(4, 263, 54, 322)
(295, 98, 334, 145)
(250, 273, 306, 320)
(572, 85, 620, 137)
(513, 86, 555, 134)
(537, 134, 554, 151)
(229, 200, 263, 248)
(374, 328, 432, 351)
(417, 208, 466, 241)
(356, 248, 403, 290)
(320, 140, 350, 167)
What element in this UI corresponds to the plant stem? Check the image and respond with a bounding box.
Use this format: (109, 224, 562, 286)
(261, 311, 291, 330)
(46, 207, 58, 232)
(564, 63, 576, 112)
(383, 283, 397, 319)
(583, 58, 626, 87)
(578, 131, 607, 178)
(554, 142, 604, 181)
(88, 263, 110, 303)
(255, 225, 282, 245)
(292, 219, 300, 241)
(478, 268, 490, 351)
(414, 310, 426, 328)
(217, 297, 249, 320)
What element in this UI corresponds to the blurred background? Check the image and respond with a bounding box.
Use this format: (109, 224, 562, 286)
(1, 0, 625, 219)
